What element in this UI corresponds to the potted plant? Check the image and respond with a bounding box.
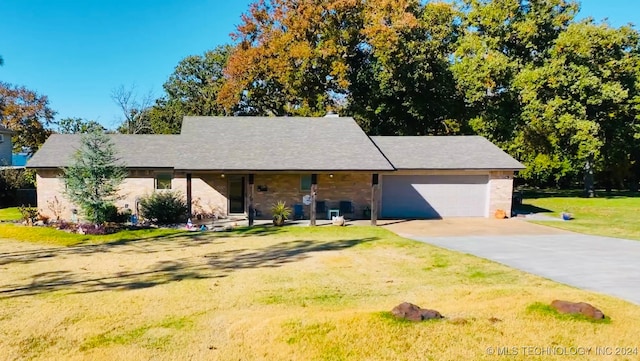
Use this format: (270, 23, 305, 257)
(362, 206, 371, 218)
(271, 201, 291, 226)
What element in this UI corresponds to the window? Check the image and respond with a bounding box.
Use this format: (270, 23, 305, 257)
(0, 134, 4, 143)
(155, 174, 172, 190)
(300, 175, 312, 191)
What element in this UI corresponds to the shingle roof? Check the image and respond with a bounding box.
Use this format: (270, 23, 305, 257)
(27, 118, 525, 172)
(27, 134, 180, 168)
(371, 136, 525, 170)
(176, 116, 395, 171)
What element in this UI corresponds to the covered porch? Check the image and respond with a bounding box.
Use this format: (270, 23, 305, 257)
(177, 171, 382, 226)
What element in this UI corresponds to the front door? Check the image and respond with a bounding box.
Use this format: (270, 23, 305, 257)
(229, 176, 245, 214)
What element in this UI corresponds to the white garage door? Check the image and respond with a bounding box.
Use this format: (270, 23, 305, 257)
(381, 175, 489, 218)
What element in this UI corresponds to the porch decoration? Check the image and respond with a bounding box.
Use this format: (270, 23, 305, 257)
(271, 201, 291, 226)
(332, 215, 345, 226)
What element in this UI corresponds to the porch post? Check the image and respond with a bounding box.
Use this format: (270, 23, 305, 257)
(371, 174, 379, 226)
(310, 174, 317, 226)
(248, 174, 255, 227)
(186, 173, 192, 220)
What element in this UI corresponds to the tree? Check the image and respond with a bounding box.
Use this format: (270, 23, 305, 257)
(62, 130, 126, 224)
(514, 20, 640, 188)
(57, 117, 105, 134)
(220, 0, 464, 135)
(0, 82, 55, 153)
(111, 85, 154, 134)
(349, 1, 464, 135)
(147, 45, 232, 134)
(453, 0, 580, 148)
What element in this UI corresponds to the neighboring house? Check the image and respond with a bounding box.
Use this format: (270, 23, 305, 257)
(0, 125, 13, 167)
(27, 116, 524, 221)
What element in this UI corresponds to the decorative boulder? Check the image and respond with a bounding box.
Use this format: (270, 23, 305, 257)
(391, 302, 444, 321)
(550, 300, 605, 320)
(332, 216, 345, 226)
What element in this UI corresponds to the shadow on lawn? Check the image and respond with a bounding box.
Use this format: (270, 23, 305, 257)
(0, 234, 376, 299)
(0, 225, 287, 267)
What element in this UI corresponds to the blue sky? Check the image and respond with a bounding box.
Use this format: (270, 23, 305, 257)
(1, 0, 639, 130)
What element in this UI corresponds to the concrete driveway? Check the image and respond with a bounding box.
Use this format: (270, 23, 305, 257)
(385, 219, 640, 305)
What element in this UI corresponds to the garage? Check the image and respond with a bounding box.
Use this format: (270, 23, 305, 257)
(381, 174, 489, 218)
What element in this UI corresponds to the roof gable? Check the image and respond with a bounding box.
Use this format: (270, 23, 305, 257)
(177, 116, 394, 171)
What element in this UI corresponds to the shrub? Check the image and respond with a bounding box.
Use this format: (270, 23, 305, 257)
(19, 204, 38, 225)
(139, 191, 187, 224)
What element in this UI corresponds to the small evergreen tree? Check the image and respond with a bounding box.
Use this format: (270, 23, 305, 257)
(62, 130, 126, 224)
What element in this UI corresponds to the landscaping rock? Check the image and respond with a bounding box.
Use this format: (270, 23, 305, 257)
(550, 300, 605, 319)
(391, 302, 444, 321)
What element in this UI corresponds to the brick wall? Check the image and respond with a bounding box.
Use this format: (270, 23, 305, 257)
(251, 173, 372, 220)
(36, 170, 165, 221)
(36, 168, 514, 221)
(488, 171, 515, 217)
(174, 173, 228, 218)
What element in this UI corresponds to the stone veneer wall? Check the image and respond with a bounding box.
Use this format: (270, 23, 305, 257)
(488, 170, 515, 217)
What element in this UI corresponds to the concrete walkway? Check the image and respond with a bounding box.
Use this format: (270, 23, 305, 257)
(398, 225, 640, 305)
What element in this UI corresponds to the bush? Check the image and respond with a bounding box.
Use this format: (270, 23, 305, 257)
(101, 203, 131, 223)
(19, 204, 38, 225)
(139, 191, 187, 225)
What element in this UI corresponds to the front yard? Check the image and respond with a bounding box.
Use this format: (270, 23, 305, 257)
(1, 226, 639, 360)
(518, 190, 640, 240)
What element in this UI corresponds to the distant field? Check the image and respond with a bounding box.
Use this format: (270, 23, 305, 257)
(517, 190, 640, 240)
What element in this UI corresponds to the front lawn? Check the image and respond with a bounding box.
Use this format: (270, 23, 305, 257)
(0, 223, 187, 246)
(0, 207, 21, 222)
(0, 226, 638, 360)
(518, 190, 640, 240)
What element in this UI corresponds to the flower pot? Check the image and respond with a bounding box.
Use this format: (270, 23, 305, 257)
(273, 215, 286, 226)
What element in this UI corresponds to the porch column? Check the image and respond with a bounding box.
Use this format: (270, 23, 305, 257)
(186, 173, 192, 220)
(310, 174, 317, 226)
(371, 174, 379, 226)
(248, 174, 255, 227)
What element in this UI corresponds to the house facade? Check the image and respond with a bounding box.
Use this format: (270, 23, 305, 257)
(27, 117, 524, 222)
(0, 125, 13, 166)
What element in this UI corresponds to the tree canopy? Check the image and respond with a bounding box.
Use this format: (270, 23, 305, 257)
(140, 0, 640, 189)
(0, 82, 55, 154)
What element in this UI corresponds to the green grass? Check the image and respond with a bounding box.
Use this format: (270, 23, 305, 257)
(82, 315, 194, 351)
(0, 207, 21, 222)
(0, 223, 188, 246)
(518, 190, 640, 240)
